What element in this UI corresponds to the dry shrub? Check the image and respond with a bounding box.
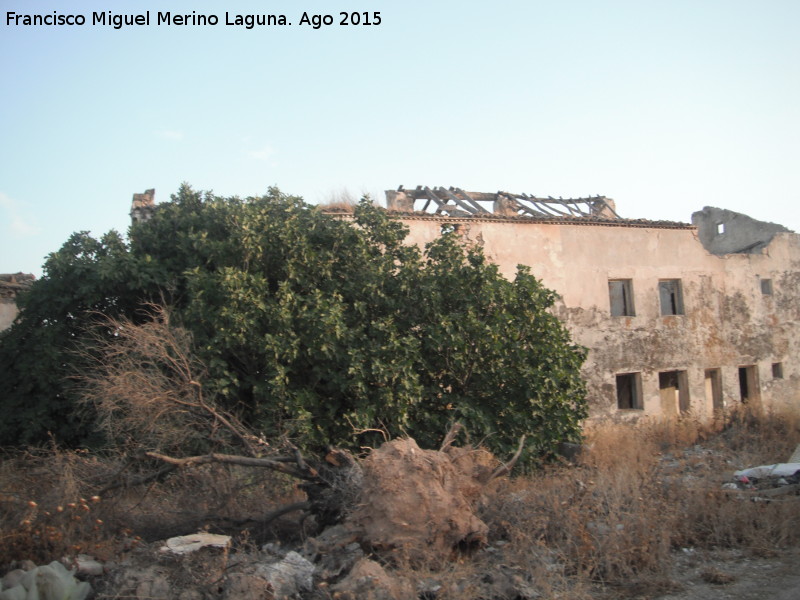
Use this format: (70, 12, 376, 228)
(80, 304, 256, 457)
(673, 488, 800, 554)
(667, 405, 800, 555)
(483, 425, 673, 590)
(317, 200, 357, 213)
(643, 414, 714, 451)
(4, 404, 800, 599)
(715, 404, 800, 463)
(317, 188, 360, 212)
(482, 406, 800, 595)
(581, 420, 661, 474)
(101, 462, 305, 543)
(700, 566, 737, 584)
(0, 448, 120, 566)
(0, 446, 306, 569)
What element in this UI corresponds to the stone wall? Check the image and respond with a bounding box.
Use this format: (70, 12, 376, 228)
(692, 206, 792, 255)
(390, 212, 800, 420)
(0, 273, 35, 332)
(130, 189, 156, 224)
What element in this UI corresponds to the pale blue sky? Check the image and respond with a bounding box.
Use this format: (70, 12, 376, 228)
(2, 0, 799, 276)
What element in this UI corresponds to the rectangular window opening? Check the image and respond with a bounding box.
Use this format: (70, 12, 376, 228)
(608, 279, 636, 317)
(761, 278, 773, 295)
(616, 372, 643, 410)
(659, 279, 685, 316)
(772, 362, 784, 379)
(441, 223, 462, 235)
(716, 223, 726, 235)
(738, 365, 761, 404)
(659, 370, 690, 415)
(705, 368, 723, 414)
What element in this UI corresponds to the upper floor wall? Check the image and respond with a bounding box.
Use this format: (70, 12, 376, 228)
(392, 213, 800, 419)
(692, 206, 793, 255)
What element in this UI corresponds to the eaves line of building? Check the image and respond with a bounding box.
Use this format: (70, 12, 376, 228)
(329, 210, 694, 230)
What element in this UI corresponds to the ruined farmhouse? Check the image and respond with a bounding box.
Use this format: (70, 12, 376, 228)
(379, 186, 799, 421)
(7, 187, 796, 424)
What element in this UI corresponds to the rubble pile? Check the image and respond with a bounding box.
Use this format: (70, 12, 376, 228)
(721, 444, 800, 498)
(88, 435, 523, 599)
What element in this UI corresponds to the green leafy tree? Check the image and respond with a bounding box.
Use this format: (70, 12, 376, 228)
(0, 185, 587, 462)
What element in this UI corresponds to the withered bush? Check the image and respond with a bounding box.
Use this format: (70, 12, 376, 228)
(483, 424, 673, 589)
(79, 304, 257, 457)
(673, 487, 800, 554)
(0, 447, 305, 568)
(668, 405, 800, 554)
(0, 447, 119, 566)
(481, 407, 800, 594)
(717, 404, 800, 462)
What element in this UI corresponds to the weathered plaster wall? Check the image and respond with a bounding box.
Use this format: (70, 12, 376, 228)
(692, 206, 792, 255)
(397, 216, 800, 420)
(0, 274, 35, 332)
(130, 189, 156, 224)
(0, 299, 19, 332)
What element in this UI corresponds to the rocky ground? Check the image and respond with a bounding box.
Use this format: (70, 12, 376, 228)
(59, 539, 800, 600)
(4, 420, 800, 600)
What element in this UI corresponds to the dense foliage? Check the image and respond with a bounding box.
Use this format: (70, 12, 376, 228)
(0, 185, 587, 461)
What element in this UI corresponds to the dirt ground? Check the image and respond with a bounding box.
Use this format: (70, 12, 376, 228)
(6, 423, 800, 600)
(90, 542, 800, 600)
(653, 547, 800, 600)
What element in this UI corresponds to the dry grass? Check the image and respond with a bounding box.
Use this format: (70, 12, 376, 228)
(317, 200, 358, 213)
(479, 405, 800, 596)
(484, 431, 672, 591)
(316, 187, 362, 213)
(0, 448, 305, 568)
(2, 405, 799, 598)
(0, 447, 121, 565)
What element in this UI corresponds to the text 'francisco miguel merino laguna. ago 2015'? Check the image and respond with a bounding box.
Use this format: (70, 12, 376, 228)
(6, 10, 383, 29)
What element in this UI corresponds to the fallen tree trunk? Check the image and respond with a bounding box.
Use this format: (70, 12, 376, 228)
(144, 451, 320, 480)
(137, 425, 525, 554)
(143, 446, 362, 529)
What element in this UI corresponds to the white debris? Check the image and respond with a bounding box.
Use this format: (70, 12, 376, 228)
(160, 533, 231, 555)
(72, 554, 104, 576)
(734, 463, 800, 480)
(255, 551, 314, 597)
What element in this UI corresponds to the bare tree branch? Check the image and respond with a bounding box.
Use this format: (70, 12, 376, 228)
(490, 435, 526, 481)
(77, 304, 259, 457)
(145, 451, 319, 480)
(97, 463, 178, 495)
(439, 422, 464, 452)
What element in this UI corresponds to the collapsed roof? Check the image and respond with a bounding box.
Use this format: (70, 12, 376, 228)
(385, 186, 620, 220)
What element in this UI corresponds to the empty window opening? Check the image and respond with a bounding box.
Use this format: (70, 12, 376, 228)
(772, 362, 784, 379)
(616, 372, 643, 410)
(440, 223, 462, 235)
(659, 279, 685, 316)
(761, 278, 773, 295)
(716, 223, 726, 235)
(608, 279, 635, 317)
(659, 370, 690, 415)
(738, 365, 761, 404)
(705, 368, 723, 414)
